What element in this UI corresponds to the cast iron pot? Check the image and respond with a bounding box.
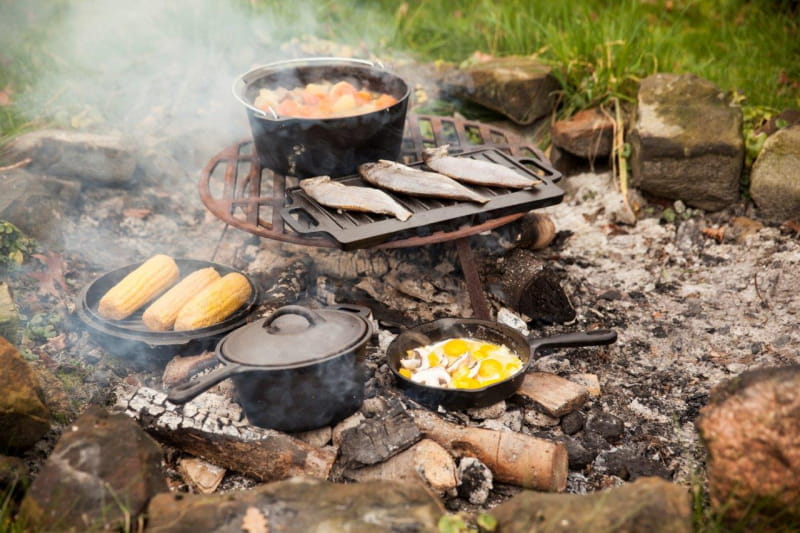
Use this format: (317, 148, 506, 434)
(167, 304, 372, 432)
(387, 317, 617, 410)
(233, 57, 410, 178)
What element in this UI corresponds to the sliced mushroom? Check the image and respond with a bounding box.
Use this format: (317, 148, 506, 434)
(467, 359, 481, 379)
(400, 348, 427, 370)
(411, 366, 452, 388)
(446, 353, 472, 373)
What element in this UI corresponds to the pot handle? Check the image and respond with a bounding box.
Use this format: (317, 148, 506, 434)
(262, 305, 326, 334)
(166, 363, 244, 404)
(527, 329, 617, 355)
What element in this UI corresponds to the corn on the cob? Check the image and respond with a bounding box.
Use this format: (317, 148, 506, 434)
(142, 267, 221, 331)
(173, 272, 252, 331)
(97, 254, 180, 321)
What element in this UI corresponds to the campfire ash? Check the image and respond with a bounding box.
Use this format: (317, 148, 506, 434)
(2, 1, 800, 531)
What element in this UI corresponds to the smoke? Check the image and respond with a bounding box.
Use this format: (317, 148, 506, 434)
(7, 0, 333, 151)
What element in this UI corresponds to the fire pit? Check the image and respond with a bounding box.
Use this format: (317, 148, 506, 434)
(199, 114, 563, 319)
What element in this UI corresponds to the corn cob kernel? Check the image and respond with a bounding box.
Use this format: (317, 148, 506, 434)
(142, 267, 221, 331)
(173, 272, 252, 331)
(97, 254, 180, 321)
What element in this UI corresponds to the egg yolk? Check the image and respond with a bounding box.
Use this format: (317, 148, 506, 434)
(478, 359, 503, 378)
(453, 376, 482, 389)
(399, 368, 412, 379)
(443, 339, 468, 356)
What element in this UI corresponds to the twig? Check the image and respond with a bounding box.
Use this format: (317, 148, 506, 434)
(0, 158, 32, 172)
(753, 272, 771, 310)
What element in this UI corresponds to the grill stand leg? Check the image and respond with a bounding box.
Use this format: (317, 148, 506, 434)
(453, 237, 491, 320)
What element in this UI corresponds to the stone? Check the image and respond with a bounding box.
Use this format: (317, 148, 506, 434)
(749, 124, 800, 222)
(696, 365, 800, 524)
(1, 129, 137, 186)
(0, 337, 51, 451)
(146, 477, 442, 533)
(516, 371, 589, 417)
(492, 476, 691, 533)
(0, 169, 82, 247)
(629, 73, 744, 211)
(18, 406, 165, 532)
(552, 107, 616, 159)
(441, 55, 560, 125)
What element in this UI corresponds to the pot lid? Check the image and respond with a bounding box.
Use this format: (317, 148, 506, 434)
(218, 305, 370, 368)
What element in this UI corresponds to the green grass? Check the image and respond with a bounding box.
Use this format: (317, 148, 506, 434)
(0, 0, 797, 147)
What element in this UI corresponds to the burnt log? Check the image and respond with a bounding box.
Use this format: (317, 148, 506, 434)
(115, 385, 336, 483)
(343, 438, 458, 495)
(412, 409, 568, 491)
(254, 259, 309, 317)
(487, 248, 575, 324)
(338, 404, 422, 468)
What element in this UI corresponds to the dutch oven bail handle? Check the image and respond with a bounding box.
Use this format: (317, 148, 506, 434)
(527, 329, 617, 356)
(166, 362, 245, 404)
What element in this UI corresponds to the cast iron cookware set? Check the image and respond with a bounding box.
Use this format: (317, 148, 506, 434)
(79, 57, 617, 431)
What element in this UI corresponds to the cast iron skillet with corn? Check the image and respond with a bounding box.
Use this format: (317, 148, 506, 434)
(78, 256, 259, 353)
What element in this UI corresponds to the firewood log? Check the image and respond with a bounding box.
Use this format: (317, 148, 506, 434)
(412, 409, 567, 491)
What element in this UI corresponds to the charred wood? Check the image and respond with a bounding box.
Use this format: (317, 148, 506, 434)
(115, 385, 336, 482)
(487, 248, 575, 324)
(337, 404, 422, 468)
(252, 259, 308, 317)
(343, 438, 458, 495)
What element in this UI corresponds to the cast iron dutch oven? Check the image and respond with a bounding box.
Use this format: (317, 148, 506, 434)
(167, 304, 372, 432)
(387, 317, 617, 410)
(233, 56, 410, 178)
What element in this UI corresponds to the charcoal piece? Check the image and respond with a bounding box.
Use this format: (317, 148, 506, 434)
(457, 457, 493, 505)
(598, 449, 672, 481)
(586, 412, 625, 441)
(562, 437, 596, 470)
(338, 406, 421, 468)
(560, 410, 585, 435)
(488, 248, 575, 324)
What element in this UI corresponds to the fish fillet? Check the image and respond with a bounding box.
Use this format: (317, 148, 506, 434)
(358, 160, 489, 204)
(300, 176, 412, 221)
(423, 145, 540, 189)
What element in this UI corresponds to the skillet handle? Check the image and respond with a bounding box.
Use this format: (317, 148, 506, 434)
(528, 329, 617, 354)
(166, 363, 243, 404)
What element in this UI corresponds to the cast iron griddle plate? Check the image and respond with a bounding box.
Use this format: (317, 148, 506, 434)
(78, 259, 259, 347)
(279, 147, 564, 250)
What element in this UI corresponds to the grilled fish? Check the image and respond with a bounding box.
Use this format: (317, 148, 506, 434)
(422, 145, 540, 189)
(358, 160, 489, 204)
(300, 176, 413, 221)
